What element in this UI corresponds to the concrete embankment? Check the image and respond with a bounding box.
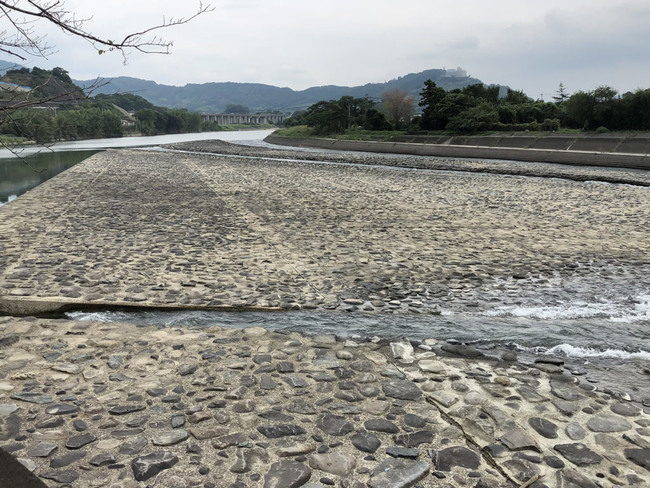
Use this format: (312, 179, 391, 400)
(265, 133, 650, 170)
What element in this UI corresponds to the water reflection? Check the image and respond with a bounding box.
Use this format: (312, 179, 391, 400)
(0, 130, 276, 206)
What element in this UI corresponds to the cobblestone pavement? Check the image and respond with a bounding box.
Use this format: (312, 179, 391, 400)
(0, 148, 648, 316)
(2, 317, 650, 487)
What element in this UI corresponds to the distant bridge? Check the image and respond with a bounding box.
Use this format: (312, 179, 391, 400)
(201, 113, 288, 125)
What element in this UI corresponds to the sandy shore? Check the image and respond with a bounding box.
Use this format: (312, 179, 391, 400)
(1, 143, 650, 486)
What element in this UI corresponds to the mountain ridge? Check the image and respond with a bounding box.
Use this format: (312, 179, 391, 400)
(74, 68, 489, 113)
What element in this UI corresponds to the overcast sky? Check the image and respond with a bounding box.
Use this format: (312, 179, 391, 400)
(4, 0, 650, 100)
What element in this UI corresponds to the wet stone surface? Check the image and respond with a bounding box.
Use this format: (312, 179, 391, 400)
(0, 317, 649, 487)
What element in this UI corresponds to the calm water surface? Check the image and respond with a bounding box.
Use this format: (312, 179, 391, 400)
(0, 129, 274, 205)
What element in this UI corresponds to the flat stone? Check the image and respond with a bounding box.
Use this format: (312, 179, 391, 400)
(625, 448, 650, 472)
(317, 413, 354, 436)
(283, 375, 309, 388)
(45, 403, 80, 415)
(404, 414, 427, 428)
(350, 431, 381, 455)
(264, 460, 311, 488)
(611, 402, 642, 417)
(368, 459, 430, 488)
(586, 414, 632, 433)
(0, 404, 18, 417)
(51, 363, 82, 374)
(554, 443, 603, 466)
(90, 453, 116, 466)
(27, 442, 58, 457)
(66, 433, 97, 449)
(309, 452, 356, 477)
(428, 391, 458, 408)
(516, 386, 548, 403)
(418, 359, 445, 374)
(120, 436, 148, 455)
(50, 450, 86, 468)
(41, 470, 79, 484)
(528, 417, 559, 439)
(178, 364, 198, 376)
(500, 427, 540, 452)
(395, 430, 434, 448)
(566, 422, 587, 440)
(131, 451, 179, 481)
(555, 469, 600, 488)
(109, 404, 146, 415)
(364, 419, 399, 433)
(440, 343, 483, 358)
(433, 446, 480, 471)
(10, 392, 53, 404)
(212, 432, 247, 449)
(382, 380, 422, 401)
(152, 429, 189, 446)
(276, 443, 316, 457)
(258, 424, 307, 439)
(387, 447, 419, 459)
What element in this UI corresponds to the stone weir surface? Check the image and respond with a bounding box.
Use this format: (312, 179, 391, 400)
(1, 147, 649, 316)
(2, 317, 650, 488)
(1, 147, 650, 487)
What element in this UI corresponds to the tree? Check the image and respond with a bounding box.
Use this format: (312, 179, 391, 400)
(419, 80, 447, 130)
(381, 88, 415, 130)
(552, 83, 570, 104)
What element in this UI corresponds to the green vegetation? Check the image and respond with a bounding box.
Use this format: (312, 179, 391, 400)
(282, 80, 650, 136)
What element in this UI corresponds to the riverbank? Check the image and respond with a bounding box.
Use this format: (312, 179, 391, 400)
(2, 316, 650, 487)
(264, 133, 650, 172)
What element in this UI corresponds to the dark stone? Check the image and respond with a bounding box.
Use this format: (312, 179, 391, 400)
(317, 413, 354, 436)
(0, 334, 19, 347)
(611, 402, 641, 417)
(367, 459, 430, 488)
(395, 430, 434, 448)
(41, 470, 79, 484)
(0, 415, 20, 441)
(543, 455, 565, 469)
(351, 430, 381, 453)
(131, 451, 179, 481)
(364, 419, 399, 433)
(66, 433, 97, 449)
(553, 443, 603, 466)
(257, 424, 306, 439)
(111, 428, 145, 438)
(528, 417, 559, 439)
(73, 420, 88, 431)
(555, 469, 600, 488)
(27, 442, 58, 458)
(586, 414, 632, 433)
(90, 453, 116, 466)
(277, 361, 295, 373)
(404, 414, 426, 428)
(119, 436, 148, 455)
(35, 417, 64, 429)
(263, 460, 311, 488)
(387, 447, 419, 459)
(625, 448, 650, 472)
(259, 410, 294, 423)
(108, 405, 146, 415)
(146, 388, 167, 397)
(50, 450, 87, 468)
(432, 446, 480, 471)
(440, 344, 484, 358)
(382, 380, 422, 401)
(10, 392, 53, 404)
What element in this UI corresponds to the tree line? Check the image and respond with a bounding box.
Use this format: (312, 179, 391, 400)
(285, 81, 650, 135)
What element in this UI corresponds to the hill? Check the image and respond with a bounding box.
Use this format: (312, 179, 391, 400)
(74, 68, 489, 113)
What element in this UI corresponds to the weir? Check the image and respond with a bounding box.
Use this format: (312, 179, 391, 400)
(1, 145, 650, 487)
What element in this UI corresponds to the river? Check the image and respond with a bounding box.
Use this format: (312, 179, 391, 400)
(2, 129, 650, 399)
(0, 129, 275, 206)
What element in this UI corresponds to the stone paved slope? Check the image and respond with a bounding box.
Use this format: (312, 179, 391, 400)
(1, 317, 650, 487)
(1, 148, 649, 316)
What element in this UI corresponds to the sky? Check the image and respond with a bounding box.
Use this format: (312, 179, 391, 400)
(2, 0, 650, 100)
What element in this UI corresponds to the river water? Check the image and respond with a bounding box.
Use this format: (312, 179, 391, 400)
(3, 130, 650, 399)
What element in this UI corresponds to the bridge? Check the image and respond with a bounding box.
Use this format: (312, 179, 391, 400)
(201, 112, 288, 125)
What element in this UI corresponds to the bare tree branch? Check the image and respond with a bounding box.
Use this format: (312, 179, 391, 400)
(0, 0, 213, 61)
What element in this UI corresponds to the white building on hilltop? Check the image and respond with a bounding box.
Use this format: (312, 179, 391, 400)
(444, 66, 468, 78)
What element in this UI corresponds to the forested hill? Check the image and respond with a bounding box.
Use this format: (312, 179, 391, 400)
(74, 69, 486, 113)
